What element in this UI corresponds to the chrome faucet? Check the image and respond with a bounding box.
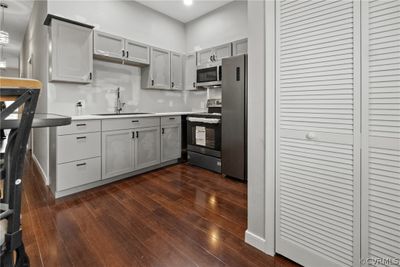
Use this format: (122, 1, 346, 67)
(115, 87, 125, 114)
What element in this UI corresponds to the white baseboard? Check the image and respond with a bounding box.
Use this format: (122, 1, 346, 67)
(245, 230, 275, 256)
(31, 153, 49, 185)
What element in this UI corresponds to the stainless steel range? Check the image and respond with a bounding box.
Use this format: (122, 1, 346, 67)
(187, 99, 222, 173)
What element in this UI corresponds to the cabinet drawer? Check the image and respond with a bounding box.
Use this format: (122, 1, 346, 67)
(161, 116, 181, 126)
(57, 157, 101, 191)
(57, 132, 101, 163)
(58, 120, 101, 135)
(102, 117, 160, 131)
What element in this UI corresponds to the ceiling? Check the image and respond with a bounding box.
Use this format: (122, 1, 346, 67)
(135, 0, 235, 23)
(1, 0, 33, 71)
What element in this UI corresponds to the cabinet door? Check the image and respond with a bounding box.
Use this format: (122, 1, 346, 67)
(214, 43, 232, 62)
(135, 127, 161, 170)
(161, 124, 181, 162)
(170, 52, 183, 90)
(102, 130, 135, 179)
(361, 0, 400, 264)
(232, 38, 248, 56)
(94, 31, 125, 60)
(50, 19, 93, 83)
(197, 48, 214, 66)
(125, 39, 150, 65)
(150, 47, 171, 89)
(184, 53, 197, 90)
(276, 1, 361, 267)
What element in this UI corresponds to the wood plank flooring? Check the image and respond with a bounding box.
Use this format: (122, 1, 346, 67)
(20, 155, 299, 267)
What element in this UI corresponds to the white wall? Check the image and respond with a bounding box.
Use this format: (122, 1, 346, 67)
(21, 0, 50, 182)
(245, 0, 275, 256)
(45, 0, 207, 116)
(48, 0, 186, 53)
(48, 60, 207, 116)
(185, 0, 247, 52)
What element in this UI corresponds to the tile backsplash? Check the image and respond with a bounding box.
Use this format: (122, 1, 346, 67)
(48, 60, 207, 116)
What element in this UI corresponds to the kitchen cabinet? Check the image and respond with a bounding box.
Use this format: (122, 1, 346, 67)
(184, 53, 197, 90)
(232, 38, 248, 56)
(197, 43, 232, 66)
(197, 48, 215, 66)
(161, 117, 181, 162)
(94, 31, 125, 61)
(213, 43, 232, 62)
(125, 39, 150, 65)
(135, 127, 161, 169)
(142, 47, 171, 89)
(102, 129, 135, 179)
(170, 52, 184, 90)
(49, 19, 93, 83)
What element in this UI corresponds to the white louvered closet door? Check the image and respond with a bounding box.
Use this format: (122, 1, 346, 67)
(361, 1, 400, 265)
(276, 1, 361, 267)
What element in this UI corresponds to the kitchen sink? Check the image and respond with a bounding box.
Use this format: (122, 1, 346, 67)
(94, 112, 152, 116)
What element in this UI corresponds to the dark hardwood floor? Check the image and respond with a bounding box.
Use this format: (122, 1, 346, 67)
(20, 155, 299, 267)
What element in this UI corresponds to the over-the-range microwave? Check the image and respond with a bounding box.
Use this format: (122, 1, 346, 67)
(196, 64, 222, 88)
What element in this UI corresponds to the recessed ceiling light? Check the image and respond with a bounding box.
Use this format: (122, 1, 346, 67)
(183, 0, 193, 6)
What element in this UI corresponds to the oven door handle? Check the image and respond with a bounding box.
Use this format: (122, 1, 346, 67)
(187, 117, 221, 124)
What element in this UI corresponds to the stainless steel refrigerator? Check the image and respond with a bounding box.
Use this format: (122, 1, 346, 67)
(221, 54, 247, 180)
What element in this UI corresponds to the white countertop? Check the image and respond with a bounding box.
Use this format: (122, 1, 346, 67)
(70, 111, 204, 121)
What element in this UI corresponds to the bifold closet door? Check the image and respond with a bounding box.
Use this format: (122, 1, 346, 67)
(361, 0, 400, 265)
(276, 1, 361, 267)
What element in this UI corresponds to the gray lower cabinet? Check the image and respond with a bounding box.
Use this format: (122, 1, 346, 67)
(161, 116, 182, 162)
(102, 129, 135, 179)
(135, 126, 161, 169)
(161, 124, 181, 162)
(51, 116, 180, 197)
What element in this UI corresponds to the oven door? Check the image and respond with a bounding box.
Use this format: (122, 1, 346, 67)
(196, 66, 221, 87)
(187, 117, 221, 158)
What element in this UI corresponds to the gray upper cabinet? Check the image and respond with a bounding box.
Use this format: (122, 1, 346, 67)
(49, 19, 93, 83)
(232, 38, 248, 56)
(94, 31, 124, 61)
(196, 43, 232, 66)
(213, 43, 232, 62)
(170, 52, 184, 90)
(184, 53, 197, 90)
(124, 39, 150, 65)
(142, 47, 171, 89)
(135, 127, 161, 169)
(197, 48, 214, 66)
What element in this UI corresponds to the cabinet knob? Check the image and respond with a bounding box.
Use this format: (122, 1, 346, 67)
(193, 82, 196, 88)
(162, 128, 165, 134)
(306, 132, 316, 140)
(89, 72, 93, 80)
(171, 82, 175, 88)
(151, 80, 154, 86)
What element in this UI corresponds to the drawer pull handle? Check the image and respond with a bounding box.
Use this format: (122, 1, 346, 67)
(169, 117, 175, 120)
(132, 120, 139, 123)
(76, 136, 87, 140)
(76, 123, 87, 127)
(76, 163, 86, 167)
